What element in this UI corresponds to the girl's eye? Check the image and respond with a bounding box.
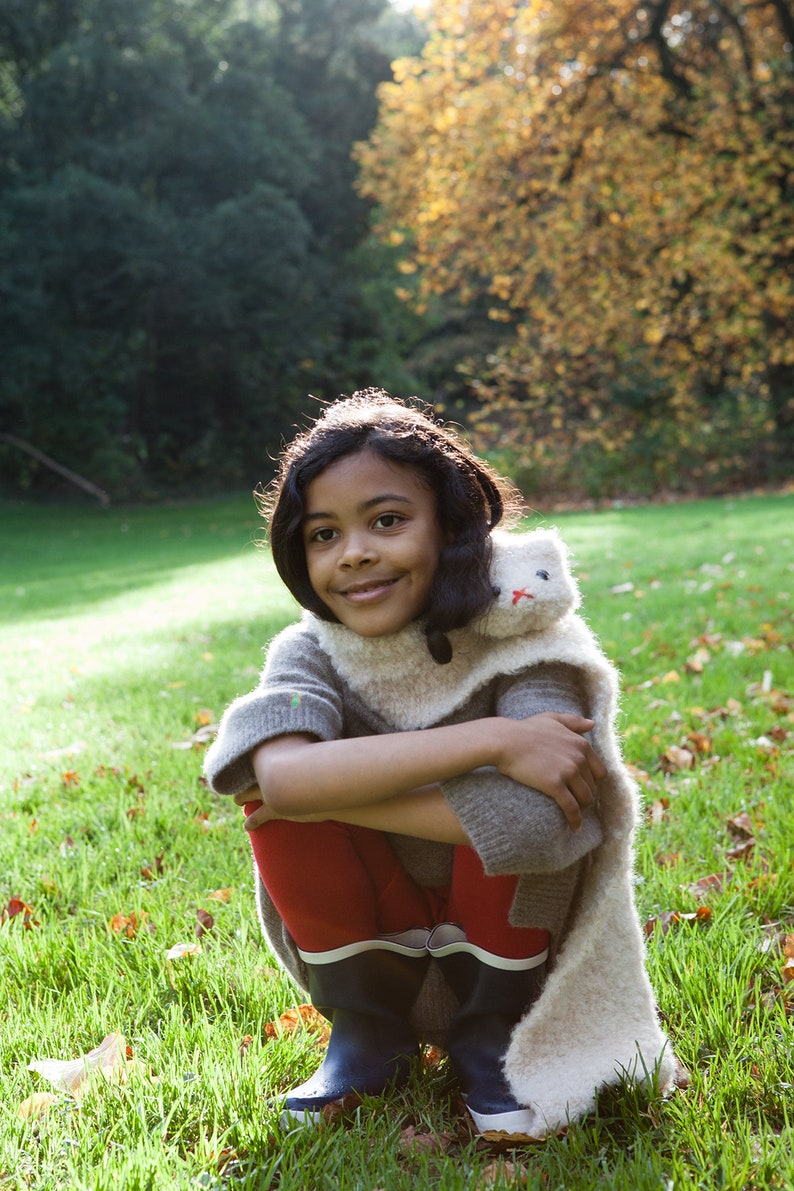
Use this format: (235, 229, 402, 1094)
(374, 513, 404, 530)
(536, 569, 550, 581)
(310, 527, 338, 543)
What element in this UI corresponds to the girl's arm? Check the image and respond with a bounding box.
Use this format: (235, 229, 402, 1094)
(244, 710, 605, 831)
(237, 781, 470, 844)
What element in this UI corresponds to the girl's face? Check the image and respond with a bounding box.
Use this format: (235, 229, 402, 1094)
(302, 449, 445, 638)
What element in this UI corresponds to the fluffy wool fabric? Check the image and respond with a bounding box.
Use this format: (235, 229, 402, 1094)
(308, 527, 677, 1135)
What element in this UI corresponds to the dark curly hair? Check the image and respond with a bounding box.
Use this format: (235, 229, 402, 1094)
(260, 389, 520, 663)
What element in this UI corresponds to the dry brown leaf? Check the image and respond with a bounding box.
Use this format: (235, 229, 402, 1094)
(685, 873, 730, 900)
(686, 731, 713, 754)
(422, 1044, 445, 1068)
(655, 852, 681, 868)
(140, 854, 164, 881)
(1, 897, 40, 929)
(265, 1004, 331, 1045)
(478, 1159, 529, 1187)
(725, 839, 755, 862)
(648, 797, 670, 824)
(660, 746, 695, 773)
(728, 812, 756, 838)
(195, 908, 214, 939)
(685, 648, 711, 674)
(319, 1091, 362, 1122)
(398, 1125, 455, 1156)
(644, 906, 712, 937)
(208, 887, 233, 903)
(108, 911, 148, 939)
(17, 1091, 60, 1120)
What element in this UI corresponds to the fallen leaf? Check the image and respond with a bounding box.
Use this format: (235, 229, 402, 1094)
(655, 853, 681, 868)
(195, 908, 214, 939)
(61, 770, 81, 788)
(422, 1044, 445, 1068)
(17, 1091, 60, 1120)
(165, 941, 202, 990)
(208, 887, 233, 902)
(660, 746, 695, 773)
(140, 854, 164, 881)
(28, 1033, 128, 1095)
(685, 873, 730, 900)
(2, 897, 40, 929)
(398, 1124, 454, 1156)
(108, 911, 148, 939)
(320, 1091, 362, 1122)
(686, 731, 712, 754)
(478, 1158, 529, 1186)
(171, 724, 218, 750)
(165, 941, 201, 960)
(728, 812, 756, 838)
(725, 839, 755, 862)
(264, 1004, 331, 1045)
(648, 797, 670, 824)
(675, 907, 713, 925)
(685, 648, 711, 674)
(644, 906, 712, 936)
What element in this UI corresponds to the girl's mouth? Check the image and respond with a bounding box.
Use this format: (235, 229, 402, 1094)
(341, 577, 398, 600)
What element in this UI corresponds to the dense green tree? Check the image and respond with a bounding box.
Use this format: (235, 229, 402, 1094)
(0, 0, 425, 497)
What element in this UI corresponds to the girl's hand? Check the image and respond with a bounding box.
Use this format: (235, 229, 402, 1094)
(494, 713, 607, 832)
(233, 787, 279, 831)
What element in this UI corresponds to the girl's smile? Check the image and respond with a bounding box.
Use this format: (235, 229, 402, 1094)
(303, 451, 445, 637)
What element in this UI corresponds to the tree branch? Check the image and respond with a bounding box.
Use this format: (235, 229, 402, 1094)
(0, 433, 111, 505)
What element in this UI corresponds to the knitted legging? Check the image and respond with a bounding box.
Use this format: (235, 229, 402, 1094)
(245, 808, 548, 959)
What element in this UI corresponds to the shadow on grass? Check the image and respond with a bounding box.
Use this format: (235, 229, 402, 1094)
(0, 494, 265, 623)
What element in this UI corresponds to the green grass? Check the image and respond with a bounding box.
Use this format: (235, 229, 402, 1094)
(1, 491, 792, 1190)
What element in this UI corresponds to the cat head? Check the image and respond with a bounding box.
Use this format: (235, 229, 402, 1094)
(477, 528, 581, 639)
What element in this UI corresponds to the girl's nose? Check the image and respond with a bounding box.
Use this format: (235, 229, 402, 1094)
(339, 533, 375, 568)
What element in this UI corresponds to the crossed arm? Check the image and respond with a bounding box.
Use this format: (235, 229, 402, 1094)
(234, 711, 606, 845)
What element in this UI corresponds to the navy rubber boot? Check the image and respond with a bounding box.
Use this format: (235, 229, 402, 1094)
(428, 923, 547, 1135)
(281, 930, 430, 1126)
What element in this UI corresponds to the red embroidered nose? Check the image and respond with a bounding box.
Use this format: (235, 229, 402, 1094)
(512, 588, 535, 605)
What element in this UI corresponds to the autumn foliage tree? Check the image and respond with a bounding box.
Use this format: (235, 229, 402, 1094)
(357, 1, 794, 497)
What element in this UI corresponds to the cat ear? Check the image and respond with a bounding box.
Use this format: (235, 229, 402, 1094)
(477, 529, 580, 639)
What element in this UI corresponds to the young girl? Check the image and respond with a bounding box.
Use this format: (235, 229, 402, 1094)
(204, 390, 674, 1137)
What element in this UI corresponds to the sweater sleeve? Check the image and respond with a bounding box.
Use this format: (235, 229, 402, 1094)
(203, 622, 343, 795)
(441, 662, 603, 876)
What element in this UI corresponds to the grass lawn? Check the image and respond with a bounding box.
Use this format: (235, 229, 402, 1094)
(1, 491, 792, 1190)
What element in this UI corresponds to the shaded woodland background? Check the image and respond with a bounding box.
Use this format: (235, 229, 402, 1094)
(1, 0, 792, 503)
